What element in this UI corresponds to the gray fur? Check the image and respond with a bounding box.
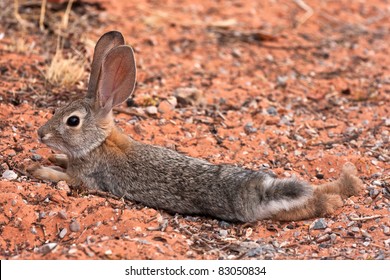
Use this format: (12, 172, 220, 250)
(65, 129, 313, 222)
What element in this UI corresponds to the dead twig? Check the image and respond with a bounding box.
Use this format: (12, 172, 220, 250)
(114, 107, 147, 119)
(311, 131, 361, 147)
(39, 0, 47, 31)
(294, 0, 314, 27)
(349, 215, 382, 221)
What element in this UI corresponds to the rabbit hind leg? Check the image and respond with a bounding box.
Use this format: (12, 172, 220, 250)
(315, 162, 363, 198)
(272, 191, 343, 221)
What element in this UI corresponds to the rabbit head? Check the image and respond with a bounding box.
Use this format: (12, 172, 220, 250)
(38, 31, 136, 158)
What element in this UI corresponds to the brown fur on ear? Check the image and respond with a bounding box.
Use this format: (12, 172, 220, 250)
(87, 31, 125, 99)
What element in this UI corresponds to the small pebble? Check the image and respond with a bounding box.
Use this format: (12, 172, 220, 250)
(375, 252, 385, 260)
(1, 163, 9, 170)
(145, 106, 158, 115)
(315, 173, 324, 179)
(2, 170, 18, 181)
(361, 230, 372, 239)
(31, 154, 42, 161)
(69, 220, 81, 232)
(372, 180, 382, 186)
(39, 243, 57, 255)
(219, 229, 228, 237)
(247, 247, 263, 257)
(105, 249, 112, 255)
(276, 75, 288, 87)
(57, 181, 70, 192)
(311, 218, 327, 230)
(383, 226, 390, 235)
(369, 189, 379, 198)
(158, 100, 174, 113)
(186, 250, 195, 257)
(31, 226, 37, 234)
(58, 210, 67, 220)
(324, 228, 332, 234)
(266, 106, 278, 116)
(316, 234, 331, 243)
(350, 227, 360, 233)
(8, 150, 16, 157)
(244, 123, 257, 134)
(68, 248, 78, 255)
(364, 197, 373, 204)
(58, 228, 67, 239)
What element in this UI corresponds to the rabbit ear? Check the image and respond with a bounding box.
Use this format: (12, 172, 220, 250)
(96, 45, 136, 112)
(87, 31, 125, 99)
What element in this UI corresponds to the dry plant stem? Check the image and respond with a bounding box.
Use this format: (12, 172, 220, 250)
(62, 0, 75, 30)
(113, 107, 147, 119)
(294, 0, 314, 26)
(13, 0, 23, 25)
(349, 215, 383, 221)
(39, 0, 47, 31)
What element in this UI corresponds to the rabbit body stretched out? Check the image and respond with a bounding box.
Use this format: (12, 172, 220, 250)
(29, 31, 363, 222)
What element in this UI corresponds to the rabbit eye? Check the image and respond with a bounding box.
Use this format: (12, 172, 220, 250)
(66, 116, 80, 127)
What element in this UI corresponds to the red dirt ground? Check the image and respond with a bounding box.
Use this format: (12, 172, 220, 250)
(0, 0, 389, 260)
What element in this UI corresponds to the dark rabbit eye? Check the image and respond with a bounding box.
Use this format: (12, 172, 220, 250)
(66, 116, 80, 127)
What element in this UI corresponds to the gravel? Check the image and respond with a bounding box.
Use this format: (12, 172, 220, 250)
(350, 227, 360, 233)
(218, 229, 228, 237)
(58, 210, 67, 220)
(69, 220, 81, 232)
(31, 154, 42, 161)
(244, 123, 257, 134)
(39, 243, 57, 255)
(59, 228, 67, 239)
(2, 170, 18, 180)
(311, 218, 327, 230)
(145, 106, 158, 115)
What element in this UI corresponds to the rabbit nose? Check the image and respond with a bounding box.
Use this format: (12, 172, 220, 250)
(38, 126, 47, 141)
(38, 127, 44, 139)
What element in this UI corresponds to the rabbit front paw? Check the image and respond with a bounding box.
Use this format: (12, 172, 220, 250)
(27, 163, 71, 183)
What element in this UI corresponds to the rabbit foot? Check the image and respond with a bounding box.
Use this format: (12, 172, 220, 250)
(48, 154, 69, 169)
(27, 163, 72, 183)
(319, 193, 344, 215)
(272, 192, 343, 221)
(315, 162, 363, 198)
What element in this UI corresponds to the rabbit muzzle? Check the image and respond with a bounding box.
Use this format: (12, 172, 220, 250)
(37, 125, 52, 143)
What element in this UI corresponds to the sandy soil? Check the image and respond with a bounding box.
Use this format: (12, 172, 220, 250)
(0, 0, 389, 260)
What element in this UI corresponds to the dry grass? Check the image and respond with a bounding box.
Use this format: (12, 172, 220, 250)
(45, 49, 86, 87)
(5, 38, 35, 54)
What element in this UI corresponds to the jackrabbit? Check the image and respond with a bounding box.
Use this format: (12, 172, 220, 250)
(29, 31, 363, 222)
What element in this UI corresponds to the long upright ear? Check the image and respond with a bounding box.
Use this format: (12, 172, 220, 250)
(86, 31, 125, 99)
(97, 45, 136, 112)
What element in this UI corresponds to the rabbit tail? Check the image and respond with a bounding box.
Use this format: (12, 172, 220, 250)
(234, 173, 313, 222)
